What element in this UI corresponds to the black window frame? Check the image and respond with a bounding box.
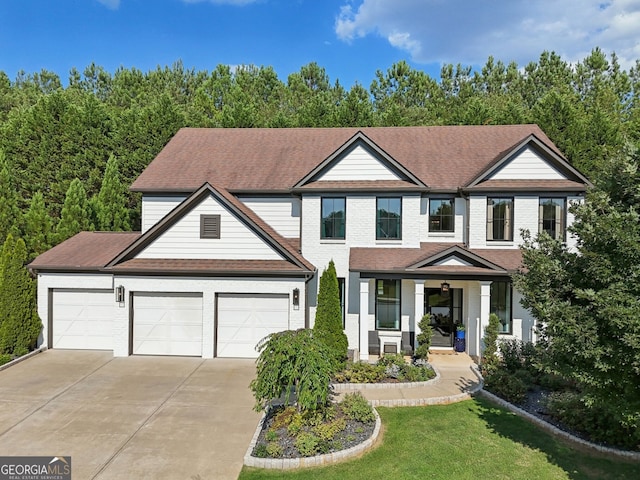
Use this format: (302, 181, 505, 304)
(429, 197, 455, 233)
(539, 197, 566, 241)
(320, 197, 346, 240)
(338, 277, 346, 328)
(487, 197, 514, 242)
(490, 281, 512, 335)
(375, 279, 401, 331)
(376, 197, 402, 240)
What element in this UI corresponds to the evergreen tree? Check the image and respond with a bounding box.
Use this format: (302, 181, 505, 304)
(23, 191, 52, 260)
(94, 154, 130, 231)
(0, 235, 41, 356)
(0, 150, 20, 245)
(55, 178, 94, 243)
(313, 260, 348, 371)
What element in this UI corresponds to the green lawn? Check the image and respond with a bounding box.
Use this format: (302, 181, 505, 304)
(240, 397, 640, 480)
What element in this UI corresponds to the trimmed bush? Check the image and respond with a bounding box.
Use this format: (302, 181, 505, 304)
(340, 392, 375, 423)
(484, 369, 527, 404)
(481, 313, 501, 375)
(313, 260, 348, 372)
(414, 314, 433, 359)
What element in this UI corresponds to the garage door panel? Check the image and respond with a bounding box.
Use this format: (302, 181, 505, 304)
(133, 293, 203, 356)
(217, 294, 289, 358)
(52, 289, 114, 350)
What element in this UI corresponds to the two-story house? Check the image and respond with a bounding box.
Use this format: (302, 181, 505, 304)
(30, 126, 590, 360)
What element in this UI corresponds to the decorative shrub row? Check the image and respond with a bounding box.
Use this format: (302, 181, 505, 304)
(334, 353, 435, 384)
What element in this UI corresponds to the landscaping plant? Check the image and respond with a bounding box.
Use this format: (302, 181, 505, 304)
(414, 314, 433, 360)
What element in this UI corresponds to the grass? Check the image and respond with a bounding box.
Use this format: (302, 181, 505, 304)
(240, 397, 640, 480)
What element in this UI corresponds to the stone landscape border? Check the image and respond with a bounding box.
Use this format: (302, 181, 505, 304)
(244, 407, 381, 469)
(477, 389, 640, 462)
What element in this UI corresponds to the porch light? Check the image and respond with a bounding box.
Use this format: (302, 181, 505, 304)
(440, 281, 450, 297)
(115, 285, 125, 303)
(292, 288, 300, 309)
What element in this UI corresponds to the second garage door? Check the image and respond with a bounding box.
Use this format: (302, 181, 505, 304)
(216, 293, 290, 358)
(132, 292, 203, 356)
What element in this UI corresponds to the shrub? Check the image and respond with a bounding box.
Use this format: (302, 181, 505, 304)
(295, 432, 320, 457)
(253, 444, 269, 458)
(402, 364, 435, 382)
(414, 314, 433, 359)
(265, 429, 279, 442)
(334, 361, 386, 383)
(0, 353, 11, 366)
(484, 369, 527, 404)
(481, 313, 501, 376)
(313, 418, 346, 441)
(266, 442, 283, 458)
(377, 353, 406, 368)
(250, 329, 334, 413)
(340, 392, 375, 423)
(313, 260, 348, 372)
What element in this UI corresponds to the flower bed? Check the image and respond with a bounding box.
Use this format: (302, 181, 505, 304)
(333, 354, 436, 384)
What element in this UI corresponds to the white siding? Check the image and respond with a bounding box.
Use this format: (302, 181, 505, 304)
(318, 145, 401, 181)
(137, 195, 284, 260)
(468, 195, 537, 249)
(237, 196, 300, 238)
(490, 147, 565, 180)
(434, 256, 472, 266)
(141, 195, 186, 233)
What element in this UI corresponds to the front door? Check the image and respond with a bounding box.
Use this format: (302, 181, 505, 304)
(425, 288, 462, 348)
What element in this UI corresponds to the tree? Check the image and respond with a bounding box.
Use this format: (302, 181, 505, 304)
(0, 151, 20, 245)
(0, 235, 41, 356)
(94, 155, 130, 231)
(414, 314, 433, 359)
(482, 313, 501, 375)
(313, 260, 348, 371)
(514, 151, 640, 441)
(56, 178, 94, 243)
(23, 192, 53, 260)
(250, 329, 333, 413)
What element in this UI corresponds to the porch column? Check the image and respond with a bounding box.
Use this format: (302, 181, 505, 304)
(359, 278, 370, 361)
(479, 281, 492, 358)
(414, 280, 425, 345)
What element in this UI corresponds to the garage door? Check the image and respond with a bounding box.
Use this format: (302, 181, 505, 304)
(133, 292, 203, 356)
(51, 289, 114, 350)
(216, 293, 290, 358)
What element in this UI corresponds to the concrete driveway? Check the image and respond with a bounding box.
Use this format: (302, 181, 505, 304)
(0, 350, 261, 480)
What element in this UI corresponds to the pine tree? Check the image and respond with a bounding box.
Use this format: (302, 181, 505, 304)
(0, 235, 41, 356)
(313, 260, 348, 371)
(23, 191, 53, 260)
(94, 154, 130, 231)
(55, 178, 94, 243)
(0, 150, 21, 245)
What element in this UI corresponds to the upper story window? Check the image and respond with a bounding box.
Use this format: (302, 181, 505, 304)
(539, 198, 565, 241)
(429, 198, 455, 232)
(487, 197, 513, 241)
(321, 197, 346, 239)
(490, 281, 512, 334)
(377, 197, 402, 240)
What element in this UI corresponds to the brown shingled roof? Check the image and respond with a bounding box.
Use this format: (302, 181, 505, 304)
(29, 232, 141, 271)
(130, 125, 565, 193)
(464, 179, 588, 192)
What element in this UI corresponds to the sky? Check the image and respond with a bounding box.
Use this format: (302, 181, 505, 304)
(1, 0, 639, 88)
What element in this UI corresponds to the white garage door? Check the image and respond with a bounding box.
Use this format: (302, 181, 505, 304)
(216, 293, 290, 358)
(52, 289, 114, 350)
(133, 292, 203, 356)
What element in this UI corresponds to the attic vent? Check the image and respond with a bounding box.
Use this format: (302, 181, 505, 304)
(200, 214, 221, 239)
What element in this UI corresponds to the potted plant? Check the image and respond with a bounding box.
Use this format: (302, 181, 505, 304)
(454, 324, 466, 352)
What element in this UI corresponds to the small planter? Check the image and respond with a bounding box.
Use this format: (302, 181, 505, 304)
(455, 327, 465, 352)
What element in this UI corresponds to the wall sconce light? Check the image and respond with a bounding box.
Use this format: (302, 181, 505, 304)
(115, 285, 125, 303)
(292, 288, 300, 309)
(440, 281, 450, 297)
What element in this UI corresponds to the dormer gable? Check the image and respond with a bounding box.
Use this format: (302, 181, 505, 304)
(294, 131, 425, 188)
(407, 245, 506, 272)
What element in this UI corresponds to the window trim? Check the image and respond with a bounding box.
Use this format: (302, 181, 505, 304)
(200, 214, 221, 239)
(490, 281, 513, 335)
(487, 197, 514, 242)
(338, 277, 346, 328)
(375, 279, 401, 331)
(428, 197, 455, 233)
(376, 197, 402, 240)
(538, 197, 566, 241)
(320, 197, 346, 240)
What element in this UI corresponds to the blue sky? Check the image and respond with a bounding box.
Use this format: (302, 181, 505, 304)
(1, 0, 639, 88)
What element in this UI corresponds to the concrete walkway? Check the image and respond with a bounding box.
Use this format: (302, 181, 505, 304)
(345, 353, 483, 407)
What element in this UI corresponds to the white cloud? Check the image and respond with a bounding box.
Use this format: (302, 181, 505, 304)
(335, 0, 640, 68)
(182, 0, 260, 5)
(97, 0, 120, 9)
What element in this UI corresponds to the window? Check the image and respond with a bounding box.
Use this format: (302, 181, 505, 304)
(376, 279, 401, 330)
(539, 198, 565, 240)
(200, 214, 220, 239)
(490, 281, 512, 334)
(321, 197, 345, 239)
(338, 277, 345, 328)
(377, 197, 402, 239)
(487, 198, 513, 241)
(429, 198, 455, 232)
